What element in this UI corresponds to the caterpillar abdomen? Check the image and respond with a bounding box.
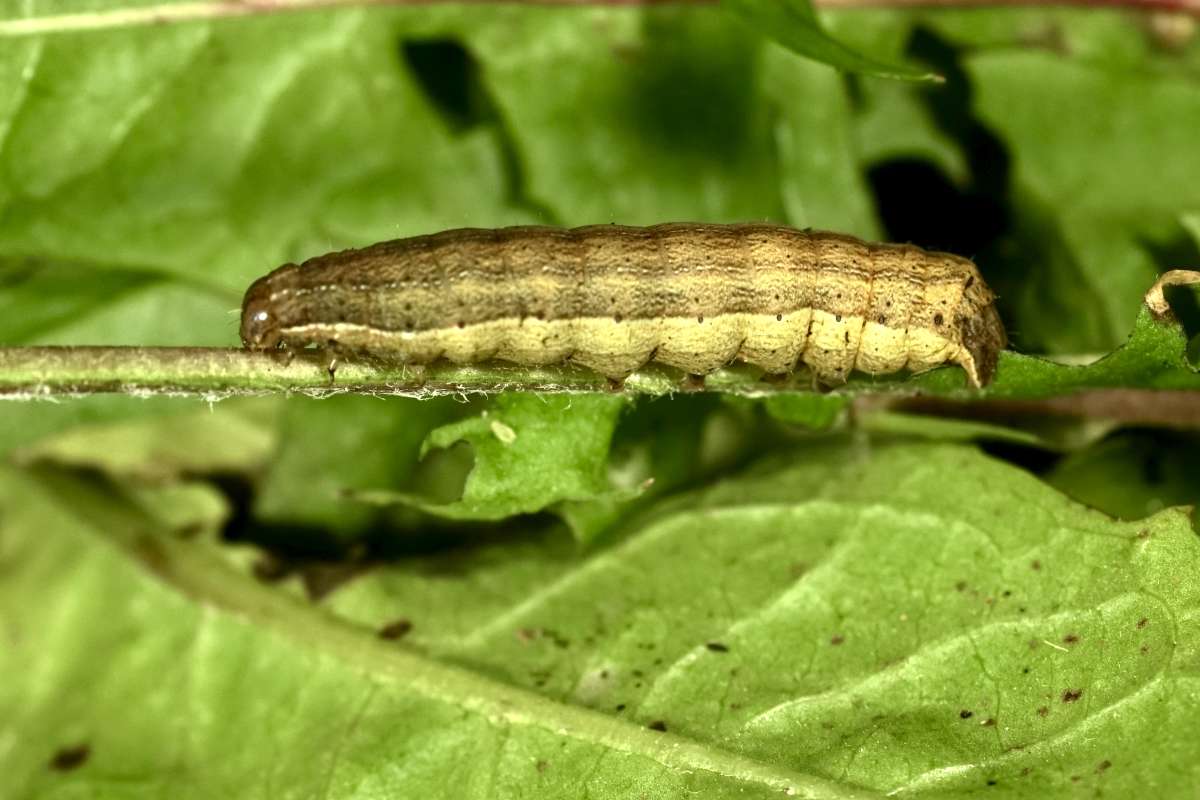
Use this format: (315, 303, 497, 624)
(240, 223, 1006, 387)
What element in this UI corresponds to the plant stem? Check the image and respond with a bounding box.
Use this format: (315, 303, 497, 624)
(0, 0, 1195, 38)
(0, 345, 743, 399)
(1, 346, 1198, 430)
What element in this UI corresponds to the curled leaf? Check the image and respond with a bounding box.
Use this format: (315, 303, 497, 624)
(1144, 269, 1200, 321)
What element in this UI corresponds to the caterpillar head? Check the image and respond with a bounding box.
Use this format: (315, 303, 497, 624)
(239, 271, 288, 350)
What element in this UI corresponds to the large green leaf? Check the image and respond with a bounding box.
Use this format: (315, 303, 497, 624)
(6, 441, 1200, 797)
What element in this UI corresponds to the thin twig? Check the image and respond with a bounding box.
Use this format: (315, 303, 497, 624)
(0, 0, 1195, 38)
(871, 390, 1200, 428)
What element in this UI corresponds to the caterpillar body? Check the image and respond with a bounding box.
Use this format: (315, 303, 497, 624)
(240, 223, 1006, 387)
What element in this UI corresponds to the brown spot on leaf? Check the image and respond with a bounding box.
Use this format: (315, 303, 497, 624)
(955, 580, 968, 592)
(830, 634, 845, 646)
(982, 717, 996, 727)
(1062, 633, 1079, 645)
(49, 744, 90, 772)
(1097, 759, 1112, 773)
(536, 760, 548, 773)
(1137, 617, 1149, 629)
(378, 618, 412, 640)
(1030, 560, 1041, 571)
(960, 709, 974, 719)
(647, 720, 667, 732)
(1062, 688, 1083, 703)
(705, 642, 729, 653)
(1037, 706, 1049, 717)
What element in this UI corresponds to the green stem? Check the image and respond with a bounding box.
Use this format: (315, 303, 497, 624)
(0, 345, 775, 398)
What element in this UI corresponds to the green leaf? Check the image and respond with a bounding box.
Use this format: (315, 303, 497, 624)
(1046, 432, 1200, 520)
(963, 35, 1200, 352)
(0, 257, 161, 343)
(9, 440, 1200, 797)
(1183, 212, 1200, 250)
(252, 395, 468, 537)
(356, 394, 633, 541)
(852, 79, 970, 184)
(872, 302, 1200, 398)
(0, 9, 538, 346)
(763, 393, 848, 429)
(761, 47, 882, 235)
(724, 0, 940, 82)
(0, 396, 220, 457)
(464, 6, 790, 225)
(11, 400, 276, 482)
(858, 410, 1052, 448)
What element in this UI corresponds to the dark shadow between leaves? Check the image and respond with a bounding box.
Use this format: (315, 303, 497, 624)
(214, 470, 570, 601)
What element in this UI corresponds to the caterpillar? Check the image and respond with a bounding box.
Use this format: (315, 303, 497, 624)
(240, 223, 1006, 387)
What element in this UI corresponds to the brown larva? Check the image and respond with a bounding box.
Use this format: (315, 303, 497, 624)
(240, 223, 1006, 387)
